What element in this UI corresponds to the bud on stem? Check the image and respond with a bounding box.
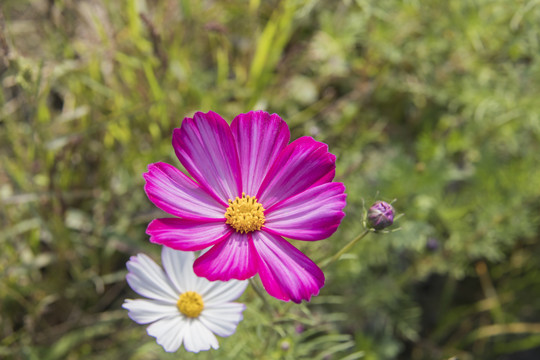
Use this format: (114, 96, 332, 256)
(367, 201, 394, 230)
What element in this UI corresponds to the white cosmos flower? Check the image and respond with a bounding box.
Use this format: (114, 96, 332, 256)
(122, 247, 248, 353)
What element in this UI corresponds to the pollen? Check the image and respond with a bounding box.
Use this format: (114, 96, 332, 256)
(225, 192, 266, 233)
(177, 291, 204, 318)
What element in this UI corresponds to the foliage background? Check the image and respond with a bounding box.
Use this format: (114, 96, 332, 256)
(2, 0, 540, 359)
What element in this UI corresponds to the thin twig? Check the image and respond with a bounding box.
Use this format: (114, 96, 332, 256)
(139, 13, 168, 70)
(0, 6, 10, 75)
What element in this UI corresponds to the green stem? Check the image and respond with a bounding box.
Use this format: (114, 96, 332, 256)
(249, 277, 273, 314)
(320, 229, 371, 269)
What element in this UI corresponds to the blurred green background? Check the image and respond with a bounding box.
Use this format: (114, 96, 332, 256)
(2, 0, 540, 359)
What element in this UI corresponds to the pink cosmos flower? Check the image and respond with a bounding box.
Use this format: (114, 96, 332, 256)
(144, 110, 346, 303)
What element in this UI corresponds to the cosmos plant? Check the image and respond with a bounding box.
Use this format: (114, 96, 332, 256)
(123, 247, 247, 353)
(143, 111, 347, 303)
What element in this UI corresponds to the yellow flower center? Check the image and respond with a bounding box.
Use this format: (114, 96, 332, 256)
(225, 192, 266, 233)
(177, 291, 204, 318)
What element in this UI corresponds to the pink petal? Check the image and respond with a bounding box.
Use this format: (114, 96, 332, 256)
(173, 111, 242, 204)
(230, 111, 290, 196)
(257, 137, 336, 208)
(144, 162, 226, 220)
(265, 183, 346, 240)
(311, 168, 336, 187)
(147, 218, 232, 251)
(193, 232, 258, 281)
(252, 231, 325, 303)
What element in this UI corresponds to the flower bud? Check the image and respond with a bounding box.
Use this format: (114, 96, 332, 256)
(426, 237, 439, 252)
(367, 201, 394, 230)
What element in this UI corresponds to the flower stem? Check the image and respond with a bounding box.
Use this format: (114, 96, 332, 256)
(249, 277, 273, 314)
(320, 229, 371, 269)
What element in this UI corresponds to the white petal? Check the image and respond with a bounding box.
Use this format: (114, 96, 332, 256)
(185, 263, 217, 294)
(183, 319, 219, 353)
(126, 254, 178, 303)
(178, 255, 207, 292)
(199, 303, 246, 337)
(201, 279, 248, 306)
(161, 247, 195, 293)
(146, 316, 186, 353)
(122, 299, 178, 324)
(188, 277, 214, 297)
